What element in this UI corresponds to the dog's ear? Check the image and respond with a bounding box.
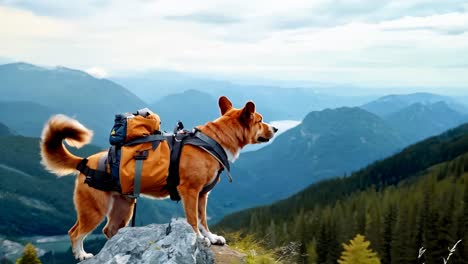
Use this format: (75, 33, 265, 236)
(219, 96, 233, 115)
(241, 101, 255, 121)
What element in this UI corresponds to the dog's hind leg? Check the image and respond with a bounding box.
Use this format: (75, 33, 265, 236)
(69, 178, 110, 261)
(103, 194, 134, 238)
(198, 192, 226, 245)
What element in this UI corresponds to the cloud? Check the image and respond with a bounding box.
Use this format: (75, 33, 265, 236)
(165, 12, 241, 24)
(379, 12, 468, 35)
(0, 1, 468, 91)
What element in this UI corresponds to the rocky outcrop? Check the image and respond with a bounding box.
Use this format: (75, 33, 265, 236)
(0, 238, 45, 263)
(80, 219, 222, 264)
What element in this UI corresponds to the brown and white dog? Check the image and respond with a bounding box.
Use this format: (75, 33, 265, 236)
(40, 96, 277, 260)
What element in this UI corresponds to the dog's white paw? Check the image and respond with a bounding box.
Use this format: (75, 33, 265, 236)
(197, 234, 211, 247)
(77, 252, 94, 261)
(208, 233, 226, 246)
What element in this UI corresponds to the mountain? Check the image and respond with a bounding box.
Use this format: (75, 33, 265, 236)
(113, 72, 376, 121)
(112, 71, 236, 103)
(0, 123, 14, 136)
(361, 92, 467, 117)
(149, 89, 219, 131)
(0, 101, 54, 137)
(0, 62, 146, 144)
(385, 101, 468, 143)
(215, 123, 468, 263)
(208, 107, 405, 219)
(0, 136, 102, 236)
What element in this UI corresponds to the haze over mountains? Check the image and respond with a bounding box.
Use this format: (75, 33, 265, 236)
(0, 61, 467, 233)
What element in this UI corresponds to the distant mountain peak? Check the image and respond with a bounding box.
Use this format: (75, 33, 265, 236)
(0, 122, 15, 136)
(361, 92, 467, 117)
(302, 106, 380, 127)
(54, 66, 92, 78)
(2, 62, 46, 72)
(1, 62, 97, 80)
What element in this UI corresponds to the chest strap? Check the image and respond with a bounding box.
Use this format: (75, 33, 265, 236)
(165, 129, 231, 201)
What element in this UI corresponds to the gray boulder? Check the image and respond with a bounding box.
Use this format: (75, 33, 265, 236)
(0, 238, 45, 263)
(80, 219, 214, 264)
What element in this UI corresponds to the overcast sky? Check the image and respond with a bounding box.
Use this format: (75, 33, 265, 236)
(1, 0, 467, 92)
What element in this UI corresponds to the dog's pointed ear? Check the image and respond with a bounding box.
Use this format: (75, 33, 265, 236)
(219, 96, 233, 115)
(241, 101, 255, 121)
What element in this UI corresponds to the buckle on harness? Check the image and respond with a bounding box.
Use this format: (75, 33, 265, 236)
(134, 150, 148, 160)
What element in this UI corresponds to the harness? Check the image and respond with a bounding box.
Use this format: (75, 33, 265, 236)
(165, 128, 231, 201)
(75, 127, 232, 226)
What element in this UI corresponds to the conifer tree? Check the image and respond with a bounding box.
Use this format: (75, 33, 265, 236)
(15, 243, 41, 264)
(307, 240, 318, 264)
(338, 234, 381, 264)
(382, 204, 397, 264)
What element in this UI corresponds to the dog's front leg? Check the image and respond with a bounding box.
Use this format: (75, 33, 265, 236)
(198, 193, 226, 245)
(178, 185, 210, 245)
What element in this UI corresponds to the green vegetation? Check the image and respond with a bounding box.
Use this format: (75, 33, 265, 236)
(0, 135, 102, 236)
(216, 123, 468, 263)
(15, 244, 41, 264)
(221, 231, 307, 264)
(338, 234, 380, 264)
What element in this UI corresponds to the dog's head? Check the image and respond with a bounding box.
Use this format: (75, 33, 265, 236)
(218, 96, 278, 145)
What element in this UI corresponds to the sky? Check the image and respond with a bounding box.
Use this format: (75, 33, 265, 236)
(0, 0, 468, 92)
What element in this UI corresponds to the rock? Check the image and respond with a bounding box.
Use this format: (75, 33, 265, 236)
(0, 239, 24, 262)
(212, 245, 247, 264)
(80, 219, 214, 264)
(0, 238, 45, 263)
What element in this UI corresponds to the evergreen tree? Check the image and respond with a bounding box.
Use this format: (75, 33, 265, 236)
(366, 201, 383, 257)
(316, 214, 330, 264)
(391, 205, 407, 264)
(338, 234, 381, 264)
(15, 243, 41, 264)
(382, 204, 397, 264)
(267, 219, 277, 247)
(307, 240, 318, 264)
(461, 175, 468, 262)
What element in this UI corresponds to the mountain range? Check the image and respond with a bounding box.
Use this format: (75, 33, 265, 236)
(0, 62, 146, 144)
(385, 101, 467, 143)
(1, 61, 468, 235)
(215, 123, 468, 263)
(113, 71, 377, 120)
(360, 92, 468, 117)
(209, 107, 406, 215)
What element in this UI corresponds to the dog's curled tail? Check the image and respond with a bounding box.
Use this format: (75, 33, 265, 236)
(41, 114, 93, 176)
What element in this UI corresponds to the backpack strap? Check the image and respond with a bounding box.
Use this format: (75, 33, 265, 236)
(97, 153, 108, 172)
(128, 149, 149, 227)
(77, 158, 121, 193)
(124, 134, 166, 147)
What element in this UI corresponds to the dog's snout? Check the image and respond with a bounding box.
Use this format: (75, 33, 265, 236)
(273, 126, 278, 133)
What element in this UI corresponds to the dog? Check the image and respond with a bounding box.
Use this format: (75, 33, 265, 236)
(40, 96, 277, 260)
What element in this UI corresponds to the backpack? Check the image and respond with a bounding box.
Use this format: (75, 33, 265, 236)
(78, 108, 231, 202)
(107, 108, 170, 195)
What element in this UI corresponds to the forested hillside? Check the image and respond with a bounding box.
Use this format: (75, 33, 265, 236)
(216, 123, 468, 264)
